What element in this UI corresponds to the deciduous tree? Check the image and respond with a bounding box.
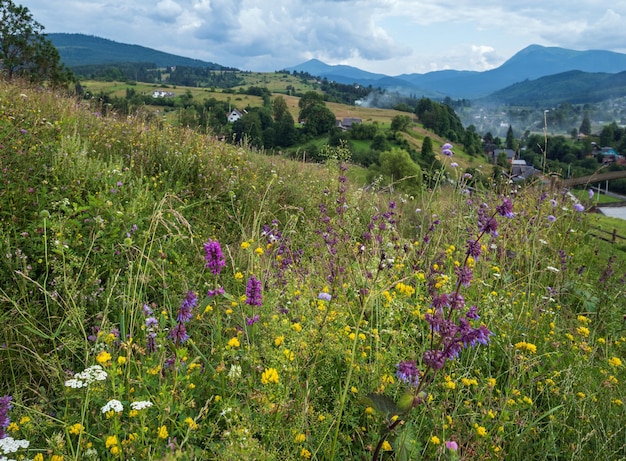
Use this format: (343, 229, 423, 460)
(0, 0, 73, 84)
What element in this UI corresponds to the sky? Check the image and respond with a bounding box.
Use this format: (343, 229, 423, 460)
(19, 0, 626, 76)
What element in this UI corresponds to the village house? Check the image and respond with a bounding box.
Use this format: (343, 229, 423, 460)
(152, 90, 175, 98)
(227, 109, 245, 123)
(336, 117, 362, 131)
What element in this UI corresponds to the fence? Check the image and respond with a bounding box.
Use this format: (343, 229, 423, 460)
(590, 226, 626, 244)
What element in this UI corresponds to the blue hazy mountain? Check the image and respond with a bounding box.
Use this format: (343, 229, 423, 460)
(287, 45, 626, 99)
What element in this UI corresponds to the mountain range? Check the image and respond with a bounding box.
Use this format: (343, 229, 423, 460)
(287, 45, 626, 100)
(48, 33, 226, 69)
(49, 33, 626, 103)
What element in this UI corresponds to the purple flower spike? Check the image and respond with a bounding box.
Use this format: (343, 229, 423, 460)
(204, 239, 226, 275)
(169, 322, 189, 345)
(0, 395, 13, 438)
(177, 291, 197, 323)
(496, 198, 515, 218)
(396, 360, 420, 387)
(245, 276, 263, 306)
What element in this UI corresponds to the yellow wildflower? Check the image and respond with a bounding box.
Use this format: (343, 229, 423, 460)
(254, 247, 264, 255)
(261, 367, 279, 384)
(105, 434, 119, 449)
(69, 423, 84, 435)
(514, 341, 537, 354)
(381, 440, 393, 451)
(227, 337, 240, 348)
(608, 356, 623, 367)
(185, 417, 198, 430)
(33, 454, 44, 461)
(300, 448, 312, 459)
(96, 350, 112, 364)
(157, 425, 168, 439)
(430, 435, 441, 445)
(294, 433, 306, 443)
(274, 335, 285, 346)
(241, 241, 250, 250)
(117, 356, 126, 365)
(474, 424, 487, 437)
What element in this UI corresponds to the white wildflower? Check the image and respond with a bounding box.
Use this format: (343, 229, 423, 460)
(0, 436, 30, 454)
(64, 378, 86, 389)
(546, 266, 560, 273)
(130, 400, 153, 411)
(101, 399, 123, 414)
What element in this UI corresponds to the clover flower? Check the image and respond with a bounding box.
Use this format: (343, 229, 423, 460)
(204, 239, 226, 275)
(245, 276, 263, 306)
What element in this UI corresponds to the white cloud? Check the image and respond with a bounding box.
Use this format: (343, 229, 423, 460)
(18, 0, 626, 74)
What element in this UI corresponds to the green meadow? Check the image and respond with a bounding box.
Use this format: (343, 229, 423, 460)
(0, 79, 625, 461)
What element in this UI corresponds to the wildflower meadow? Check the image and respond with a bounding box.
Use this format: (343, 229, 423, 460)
(1, 80, 625, 460)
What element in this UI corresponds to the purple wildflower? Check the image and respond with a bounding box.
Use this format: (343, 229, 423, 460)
(445, 441, 458, 451)
(245, 276, 263, 306)
(146, 332, 157, 353)
(318, 292, 332, 301)
(395, 360, 420, 387)
(574, 203, 585, 212)
(547, 215, 556, 222)
(496, 198, 515, 218)
(204, 239, 226, 275)
(177, 291, 197, 323)
(0, 395, 12, 438)
(466, 239, 482, 259)
(146, 317, 158, 328)
(246, 314, 260, 326)
(455, 265, 473, 287)
(169, 322, 189, 345)
(207, 286, 225, 297)
(550, 199, 557, 207)
(142, 304, 153, 316)
(589, 189, 594, 199)
(442, 142, 454, 156)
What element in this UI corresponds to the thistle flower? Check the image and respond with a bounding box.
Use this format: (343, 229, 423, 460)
(245, 276, 263, 306)
(204, 239, 226, 275)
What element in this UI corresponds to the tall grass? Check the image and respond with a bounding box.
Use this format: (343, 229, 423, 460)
(0, 80, 625, 460)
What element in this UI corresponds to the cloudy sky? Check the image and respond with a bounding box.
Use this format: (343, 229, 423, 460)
(19, 0, 626, 75)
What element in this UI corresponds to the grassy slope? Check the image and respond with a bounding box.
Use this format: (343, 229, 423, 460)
(1, 80, 625, 460)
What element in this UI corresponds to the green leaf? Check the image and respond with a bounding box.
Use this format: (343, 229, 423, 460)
(362, 393, 400, 417)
